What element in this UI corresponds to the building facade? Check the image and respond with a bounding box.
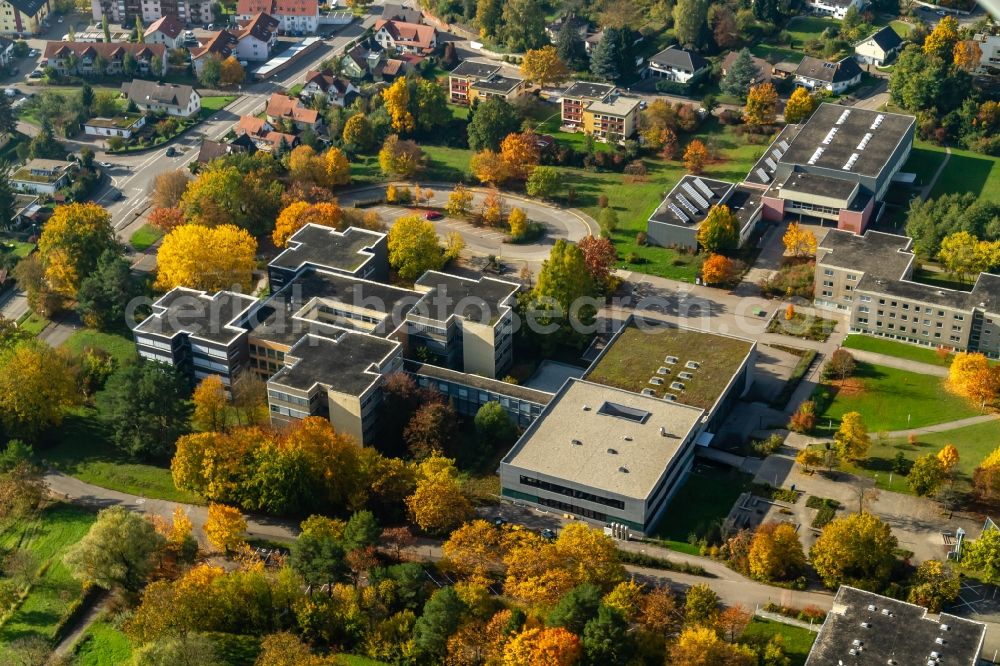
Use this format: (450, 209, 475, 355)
(123, 80, 202, 117)
(91, 0, 212, 26)
(237, 0, 318, 34)
(854, 25, 903, 66)
(805, 0, 864, 20)
(795, 55, 863, 93)
(0, 0, 49, 35)
(83, 114, 146, 137)
(560, 80, 640, 140)
(42, 42, 166, 77)
(645, 45, 709, 83)
(373, 18, 436, 54)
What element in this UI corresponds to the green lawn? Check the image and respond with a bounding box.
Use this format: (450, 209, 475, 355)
(812, 361, 980, 434)
(901, 144, 947, 188)
(0, 503, 96, 658)
(129, 223, 163, 251)
(650, 463, 753, 547)
(750, 45, 805, 64)
(73, 619, 134, 666)
(786, 16, 840, 45)
(741, 619, 817, 666)
(61, 329, 137, 366)
(0, 239, 35, 259)
(767, 312, 838, 341)
(842, 334, 953, 367)
(200, 95, 237, 112)
(918, 141, 1000, 202)
(889, 19, 913, 37)
(422, 144, 476, 182)
(851, 418, 1000, 494)
(16, 310, 49, 336)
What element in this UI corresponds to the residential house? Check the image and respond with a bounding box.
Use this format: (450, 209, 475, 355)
(544, 14, 587, 42)
(265, 92, 322, 132)
(91, 0, 213, 26)
(448, 60, 525, 104)
(380, 3, 423, 24)
(196, 138, 253, 164)
(805, 0, 864, 20)
(235, 115, 299, 152)
(11, 159, 75, 195)
(237, 0, 318, 34)
(42, 42, 166, 77)
(584, 30, 603, 54)
(560, 81, 640, 140)
(0, 0, 49, 35)
(342, 43, 385, 80)
(143, 15, 184, 49)
(721, 50, 782, 85)
(84, 114, 146, 138)
(794, 55, 862, 93)
(123, 80, 202, 118)
(300, 69, 359, 107)
(373, 18, 437, 55)
(0, 37, 13, 68)
(190, 30, 238, 74)
(235, 12, 279, 62)
(646, 45, 710, 83)
(973, 32, 1000, 76)
(854, 25, 904, 66)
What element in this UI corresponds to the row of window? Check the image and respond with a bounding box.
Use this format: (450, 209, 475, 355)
(250, 344, 286, 361)
(520, 476, 626, 510)
(270, 404, 309, 419)
(268, 389, 311, 407)
(857, 318, 963, 343)
(537, 497, 608, 523)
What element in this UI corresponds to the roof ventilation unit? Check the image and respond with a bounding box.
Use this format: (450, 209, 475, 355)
(582, 405, 591, 411)
(822, 127, 839, 144)
(836, 109, 851, 124)
(843, 153, 860, 171)
(667, 203, 690, 223)
(778, 139, 790, 151)
(665, 356, 679, 364)
(857, 132, 873, 150)
(807, 147, 824, 165)
(649, 377, 664, 386)
(685, 360, 700, 369)
(618, 466, 629, 473)
(641, 388, 655, 397)
(670, 381, 685, 391)
(870, 113, 885, 130)
(571, 439, 582, 446)
(607, 448, 618, 454)
(664, 394, 677, 402)
(656, 366, 670, 375)
(678, 371, 694, 380)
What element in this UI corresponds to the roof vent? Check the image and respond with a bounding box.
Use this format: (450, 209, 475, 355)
(641, 388, 655, 397)
(860, 622, 870, 628)
(852, 639, 862, 647)
(887, 660, 895, 665)
(822, 127, 839, 144)
(571, 439, 583, 446)
(867, 605, 877, 611)
(607, 448, 618, 454)
(857, 132, 873, 150)
(670, 381, 685, 391)
(656, 366, 670, 375)
(665, 355, 678, 364)
(934, 637, 944, 645)
(871, 113, 885, 129)
(618, 466, 629, 473)
(807, 147, 825, 165)
(930, 652, 939, 659)
(940, 624, 950, 631)
(582, 405, 591, 411)
(623, 435, 633, 441)
(843, 153, 860, 171)
(649, 377, 664, 386)
(836, 109, 851, 124)
(659, 426, 667, 436)
(664, 394, 677, 402)
(881, 608, 891, 616)
(685, 360, 700, 369)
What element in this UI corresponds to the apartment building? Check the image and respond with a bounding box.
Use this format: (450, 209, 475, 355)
(190, 30, 238, 74)
(0, 0, 48, 35)
(122, 79, 201, 118)
(143, 15, 184, 48)
(815, 230, 1000, 357)
(41, 42, 166, 77)
(745, 104, 915, 233)
(405, 271, 519, 380)
(237, 0, 317, 34)
(268, 224, 389, 289)
(560, 80, 640, 140)
(235, 12, 279, 62)
(448, 60, 498, 104)
(373, 18, 436, 55)
(804, 0, 864, 20)
(134, 288, 258, 387)
(646, 176, 763, 251)
(973, 32, 1000, 76)
(91, 0, 212, 27)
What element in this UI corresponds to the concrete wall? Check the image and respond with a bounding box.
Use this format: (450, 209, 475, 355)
(646, 219, 698, 251)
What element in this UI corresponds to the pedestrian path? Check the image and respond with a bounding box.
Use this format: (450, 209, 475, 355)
(847, 348, 948, 377)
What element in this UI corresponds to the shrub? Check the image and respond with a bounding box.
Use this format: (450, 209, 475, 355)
(635, 231, 647, 246)
(751, 433, 784, 457)
(597, 194, 609, 208)
(627, 252, 642, 264)
(788, 400, 816, 433)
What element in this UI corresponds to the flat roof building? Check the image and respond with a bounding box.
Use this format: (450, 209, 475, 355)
(645, 175, 763, 251)
(751, 103, 915, 233)
(268, 224, 389, 288)
(560, 81, 639, 141)
(805, 586, 985, 665)
(816, 230, 1000, 357)
(500, 378, 705, 533)
(448, 60, 525, 104)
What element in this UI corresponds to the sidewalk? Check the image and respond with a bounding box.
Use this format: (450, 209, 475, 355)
(848, 348, 948, 377)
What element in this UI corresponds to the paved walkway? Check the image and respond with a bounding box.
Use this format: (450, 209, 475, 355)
(882, 414, 998, 438)
(921, 147, 952, 200)
(848, 348, 948, 377)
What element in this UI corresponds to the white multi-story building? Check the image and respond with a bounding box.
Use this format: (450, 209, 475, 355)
(237, 0, 318, 34)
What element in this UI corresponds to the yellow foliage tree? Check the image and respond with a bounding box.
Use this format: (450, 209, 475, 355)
(204, 503, 247, 553)
(442, 519, 505, 585)
(602, 579, 645, 622)
(342, 114, 372, 149)
(519, 45, 570, 86)
(938, 231, 1000, 284)
(288, 145, 326, 187)
(255, 632, 333, 666)
(387, 215, 445, 280)
(37, 202, 117, 297)
(924, 15, 959, 59)
(471, 149, 508, 186)
(508, 207, 527, 239)
(378, 135, 424, 180)
(748, 521, 806, 581)
(683, 139, 708, 174)
(743, 82, 778, 128)
(405, 455, 473, 535)
(669, 626, 756, 666)
(783, 86, 817, 124)
(948, 351, 1000, 409)
(502, 627, 582, 666)
(272, 201, 344, 247)
(382, 77, 414, 133)
(834, 411, 870, 461)
(954, 40, 983, 71)
(193, 375, 228, 432)
(499, 131, 540, 182)
(0, 341, 79, 440)
(795, 446, 825, 470)
(938, 444, 960, 472)
(220, 56, 245, 85)
(155, 223, 257, 292)
(324, 147, 351, 187)
(701, 253, 735, 286)
(810, 512, 897, 588)
(782, 222, 817, 257)
(445, 184, 473, 218)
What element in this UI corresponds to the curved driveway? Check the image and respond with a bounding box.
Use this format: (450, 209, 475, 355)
(337, 183, 598, 263)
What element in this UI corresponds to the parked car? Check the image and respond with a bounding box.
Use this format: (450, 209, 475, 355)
(936, 9, 946, 15)
(26, 70, 42, 79)
(27, 48, 38, 57)
(540, 528, 556, 540)
(97, 161, 112, 168)
(165, 146, 177, 157)
(424, 210, 442, 220)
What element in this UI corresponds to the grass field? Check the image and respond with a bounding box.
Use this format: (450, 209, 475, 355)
(851, 418, 1000, 494)
(0, 239, 35, 259)
(785, 16, 840, 45)
(813, 361, 979, 434)
(0, 503, 96, 659)
(901, 144, 947, 188)
(129, 223, 163, 251)
(914, 141, 1000, 202)
(842, 334, 953, 367)
(742, 619, 817, 666)
(61, 329, 137, 366)
(200, 95, 238, 112)
(650, 462, 753, 549)
(17, 310, 50, 336)
(750, 45, 805, 64)
(73, 619, 134, 666)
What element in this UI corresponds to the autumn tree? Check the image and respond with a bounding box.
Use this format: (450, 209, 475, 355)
(948, 351, 1000, 409)
(503, 626, 581, 666)
(378, 135, 425, 180)
(963, 526, 1000, 584)
(0, 341, 79, 440)
(782, 222, 817, 257)
(499, 131, 540, 181)
(697, 204, 739, 252)
(938, 444, 960, 472)
(834, 411, 870, 461)
(155, 224, 257, 292)
(954, 39, 983, 71)
(908, 559, 961, 612)
(744, 82, 778, 129)
(784, 86, 817, 124)
(193, 375, 228, 432)
(684, 583, 720, 626)
(577, 234, 617, 292)
(938, 231, 1000, 283)
(669, 626, 756, 666)
(748, 521, 806, 581)
(151, 170, 190, 209)
(445, 184, 473, 217)
(404, 401, 459, 459)
(471, 149, 508, 186)
(288, 145, 327, 187)
(716, 605, 752, 643)
(973, 447, 1000, 501)
(701, 253, 736, 286)
(220, 56, 245, 85)
(508, 207, 528, 239)
(382, 77, 414, 133)
(810, 512, 897, 589)
(180, 163, 282, 234)
(324, 147, 351, 186)
(520, 45, 570, 86)
(909, 453, 946, 497)
(387, 215, 446, 280)
(823, 348, 856, 381)
(923, 15, 959, 60)
(406, 455, 473, 535)
(205, 503, 247, 553)
(526, 166, 562, 199)
(64, 506, 165, 592)
(788, 400, 817, 433)
(342, 113, 373, 150)
(38, 202, 119, 298)
(683, 139, 708, 174)
(273, 201, 343, 247)
(148, 207, 185, 233)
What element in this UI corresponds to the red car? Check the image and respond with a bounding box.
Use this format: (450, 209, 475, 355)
(424, 210, 443, 220)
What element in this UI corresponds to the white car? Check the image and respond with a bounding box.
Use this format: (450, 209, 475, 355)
(97, 161, 113, 168)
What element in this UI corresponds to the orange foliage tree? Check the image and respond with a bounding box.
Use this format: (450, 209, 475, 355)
(272, 201, 344, 247)
(683, 139, 708, 174)
(701, 253, 735, 286)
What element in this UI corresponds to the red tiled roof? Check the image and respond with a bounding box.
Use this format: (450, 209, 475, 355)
(190, 30, 239, 60)
(304, 70, 352, 95)
(374, 19, 436, 50)
(145, 15, 183, 40)
(237, 0, 316, 17)
(236, 115, 271, 135)
(381, 59, 403, 76)
(236, 0, 271, 14)
(43, 41, 166, 61)
(265, 93, 319, 124)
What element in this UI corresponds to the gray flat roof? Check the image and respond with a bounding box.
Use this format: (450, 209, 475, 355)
(728, 184, 764, 229)
(410, 271, 519, 325)
(471, 74, 523, 94)
(404, 359, 554, 405)
(135, 288, 258, 346)
(563, 80, 614, 100)
(744, 124, 802, 186)
(648, 175, 734, 228)
(449, 59, 501, 78)
(776, 172, 859, 204)
(501, 378, 704, 500)
(269, 331, 399, 396)
(778, 103, 914, 178)
(269, 224, 385, 275)
(805, 586, 985, 666)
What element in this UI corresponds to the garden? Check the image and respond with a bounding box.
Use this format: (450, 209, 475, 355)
(841, 333, 954, 367)
(766, 310, 837, 341)
(107, 95, 236, 153)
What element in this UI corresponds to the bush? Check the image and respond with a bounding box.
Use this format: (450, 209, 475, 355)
(751, 433, 784, 457)
(750, 482, 798, 503)
(619, 549, 709, 576)
(626, 252, 642, 264)
(759, 261, 815, 299)
(788, 400, 816, 433)
(635, 231, 647, 246)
